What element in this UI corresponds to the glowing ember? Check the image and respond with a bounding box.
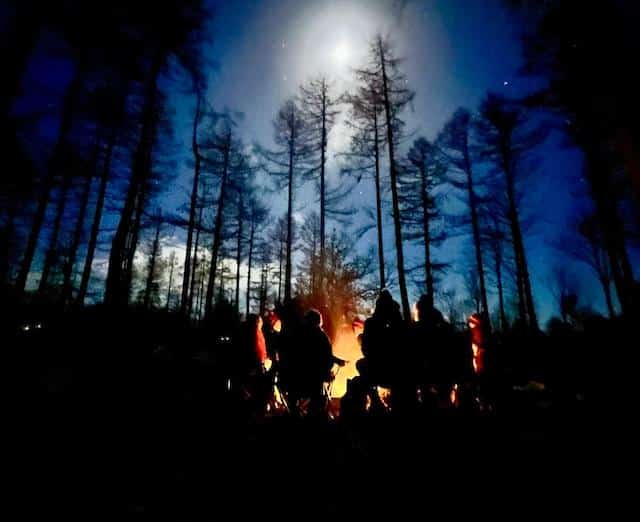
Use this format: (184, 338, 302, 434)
(471, 342, 480, 374)
(377, 386, 392, 409)
(450, 383, 459, 406)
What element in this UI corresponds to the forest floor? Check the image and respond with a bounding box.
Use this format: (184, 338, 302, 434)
(5, 310, 613, 519)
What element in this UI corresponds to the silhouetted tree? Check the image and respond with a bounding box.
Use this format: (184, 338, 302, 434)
(202, 114, 247, 318)
(268, 215, 288, 303)
(485, 211, 510, 330)
(437, 108, 490, 317)
(400, 137, 447, 310)
(60, 134, 101, 304)
(262, 98, 313, 301)
(299, 76, 341, 285)
(295, 212, 322, 298)
(77, 82, 131, 304)
(105, 0, 209, 307)
(341, 72, 387, 290)
(165, 250, 178, 311)
(140, 212, 167, 309)
(509, 0, 638, 315)
(558, 213, 616, 318)
(359, 34, 414, 319)
(476, 93, 543, 329)
(244, 196, 269, 316)
(15, 10, 91, 293)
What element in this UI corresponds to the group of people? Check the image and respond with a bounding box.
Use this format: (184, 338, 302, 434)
(226, 289, 491, 419)
(228, 301, 345, 417)
(347, 290, 491, 416)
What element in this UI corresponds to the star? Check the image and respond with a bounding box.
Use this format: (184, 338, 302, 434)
(503, 81, 509, 86)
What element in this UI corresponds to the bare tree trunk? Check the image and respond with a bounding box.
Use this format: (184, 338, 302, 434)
(277, 238, 283, 303)
(463, 143, 489, 318)
(246, 223, 255, 317)
(204, 139, 231, 317)
(77, 127, 115, 304)
(188, 204, 204, 317)
(378, 38, 410, 320)
(105, 52, 163, 307)
(62, 138, 101, 304)
(587, 147, 635, 315)
(600, 275, 615, 318)
(166, 255, 175, 311)
(319, 86, 327, 291)
(39, 169, 72, 292)
(509, 183, 529, 324)
(143, 219, 161, 309)
(419, 163, 434, 309)
(284, 141, 294, 301)
(501, 138, 538, 329)
(235, 192, 243, 313)
(0, 204, 18, 284)
(373, 109, 386, 290)
(181, 93, 202, 313)
(197, 260, 206, 321)
(17, 58, 85, 293)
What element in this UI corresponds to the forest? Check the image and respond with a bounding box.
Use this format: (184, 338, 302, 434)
(2, 0, 638, 516)
(2, 1, 638, 330)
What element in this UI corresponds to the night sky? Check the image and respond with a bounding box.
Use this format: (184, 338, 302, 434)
(200, 0, 592, 324)
(18, 0, 607, 324)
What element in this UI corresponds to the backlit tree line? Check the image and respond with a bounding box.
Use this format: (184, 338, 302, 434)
(1, 1, 638, 330)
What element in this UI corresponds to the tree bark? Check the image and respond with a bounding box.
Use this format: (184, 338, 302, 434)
(463, 141, 489, 318)
(501, 137, 538, 329)
(319, 82, 327, 291)
(62, 137, 101, 304)
(284, 139, 294, 301)
(188, 203, 204, 317)
(373, 108, 386, 290)
(17, 57, 85, 293)
(181, 93, 202, 313)
(235, 192, 243, 313)
(378, 37, 410, 320)
(38, 167, 72, 292)
(419, 163, 434, 309)
(77, 127, 115, 304)
(246, 223, 255, 317)
(105, 53, 163, 306)
(143, 219, 161, 309)
(166, 255, 175, 311)
(204, 136, 231, 317)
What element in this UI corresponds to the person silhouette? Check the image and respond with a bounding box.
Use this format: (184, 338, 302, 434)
(357, 290, 407, 413)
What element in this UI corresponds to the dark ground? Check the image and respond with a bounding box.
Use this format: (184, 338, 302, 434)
(5, 305, 621, 520)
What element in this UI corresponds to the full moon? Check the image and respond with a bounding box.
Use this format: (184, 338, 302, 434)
(333, 41, 350, 65)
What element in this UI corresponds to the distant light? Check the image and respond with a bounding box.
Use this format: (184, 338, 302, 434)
(333, 41, 350, 65)
(503, 81, 509, 86)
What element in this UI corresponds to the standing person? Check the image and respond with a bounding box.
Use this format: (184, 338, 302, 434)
(294, 309, 344, 417)
(411, 295, 454, 409)
(233, 314, 271, 414)
(358, 290, 408, 412)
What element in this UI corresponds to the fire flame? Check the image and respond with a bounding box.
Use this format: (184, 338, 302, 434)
(450, 383, 459, 406)
(329, 323, 363, 398)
